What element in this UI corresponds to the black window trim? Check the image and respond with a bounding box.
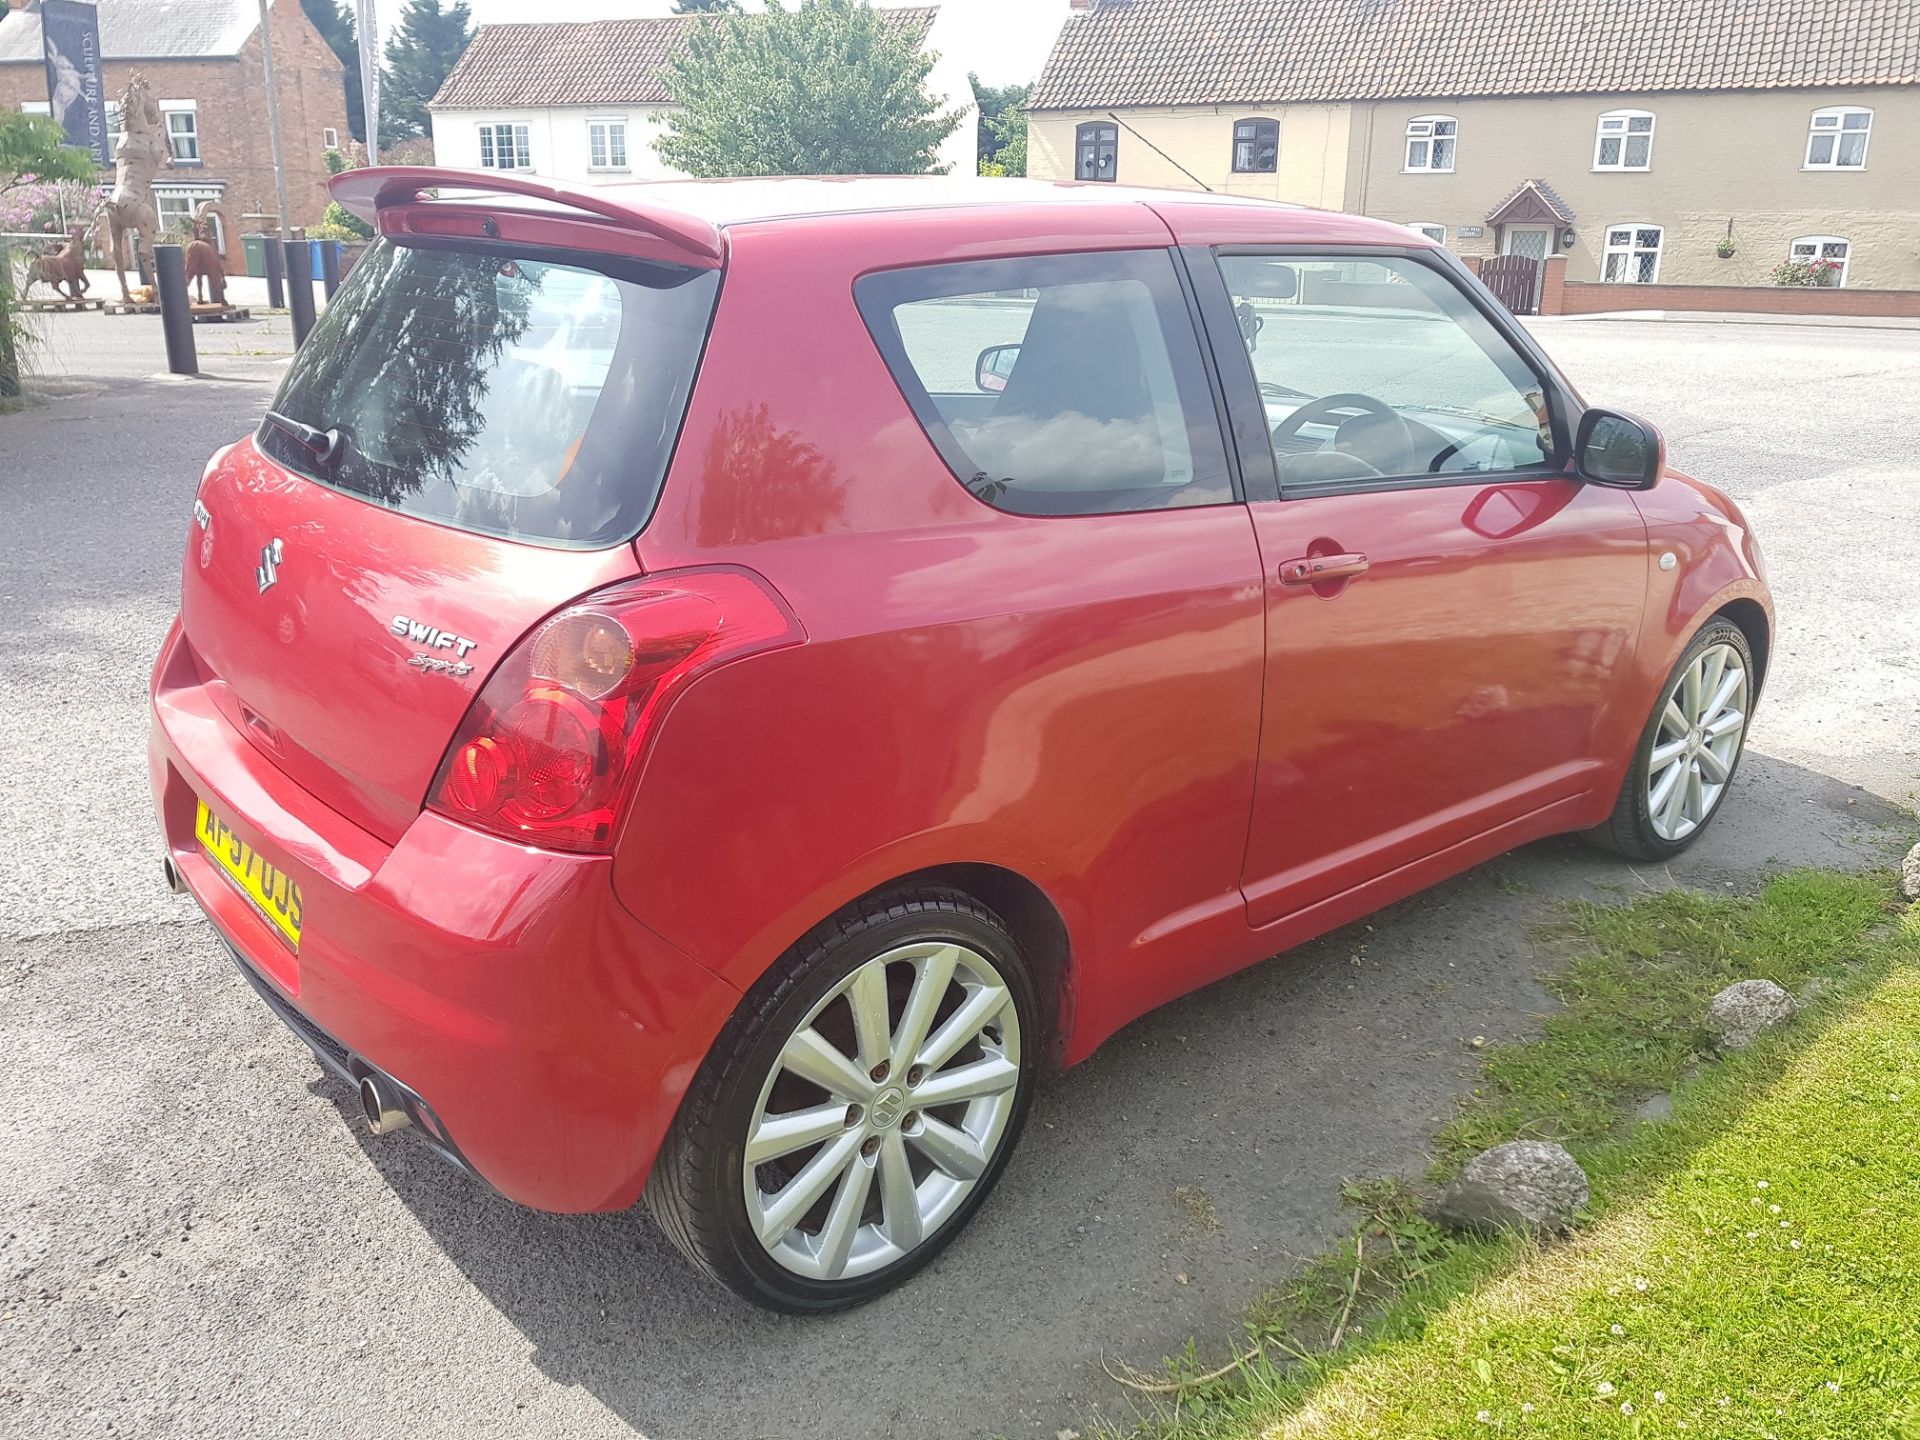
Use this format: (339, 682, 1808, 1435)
(852, 245, 1243, 519)
(1230, 117, 1280, 174)
(1074, 121, 1119, 182)
(1198, 243, 1584, 503)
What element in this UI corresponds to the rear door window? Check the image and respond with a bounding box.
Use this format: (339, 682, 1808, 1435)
(258, 239, 719, 548)
(856, 250, 1233, 516)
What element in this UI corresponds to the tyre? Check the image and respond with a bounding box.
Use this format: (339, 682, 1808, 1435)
(645, 886, 1039, 1312)
(1585, 617, 1755, 861)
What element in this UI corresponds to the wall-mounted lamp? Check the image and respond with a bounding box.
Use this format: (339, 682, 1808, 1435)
(1561, 228, 1577, 249)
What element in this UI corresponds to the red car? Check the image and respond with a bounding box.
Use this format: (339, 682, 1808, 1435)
(150, 169, 1770, 1311)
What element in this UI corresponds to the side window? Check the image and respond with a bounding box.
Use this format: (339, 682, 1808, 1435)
(1232, 118, 1279, 173)
(1217, 253, 1555, 489)
(1075, 122, 1118, 181)
(856, 249, 1234, 517)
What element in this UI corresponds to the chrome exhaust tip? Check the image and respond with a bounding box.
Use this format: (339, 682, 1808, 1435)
(358, 1074, 412, 1136)
(161, 856, 185, 893)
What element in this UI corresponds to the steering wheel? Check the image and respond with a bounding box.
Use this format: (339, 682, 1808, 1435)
(1270, 392, 1416, 478)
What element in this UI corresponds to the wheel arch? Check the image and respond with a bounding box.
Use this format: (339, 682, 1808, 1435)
(1713, 596, 1771, 698)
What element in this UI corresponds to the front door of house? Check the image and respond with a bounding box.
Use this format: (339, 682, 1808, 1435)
(1502, 225, 1553, 309)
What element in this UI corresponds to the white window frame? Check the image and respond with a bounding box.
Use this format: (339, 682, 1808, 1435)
(1403, 115, 1457, 173)
(154, 184, 226, 248)
(1787, 234, 1851, 287)
(587, 117, 629, 172)
(1593, 109, 1655, 171)
(1805, 106, 1872, 169)
(1405, 222, 1447, 244)
(161, 100, 199, 165)
(477, 121, 531, 171)
(1602, 222, 1664, 284)
(323, 126, 339, 150)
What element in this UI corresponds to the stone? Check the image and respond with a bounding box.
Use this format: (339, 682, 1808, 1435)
(1430, 1140, 1589, 1235)
(1634, 1092, 1674, 1123)
(1707, 979, 1798, 1051)
(1901, 842, 1920, 902)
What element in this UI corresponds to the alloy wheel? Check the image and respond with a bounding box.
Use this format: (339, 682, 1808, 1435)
(1646, 640, 1749, 842)
(741, 940, 1022, 1281)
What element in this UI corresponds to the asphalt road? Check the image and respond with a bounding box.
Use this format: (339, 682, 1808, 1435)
(1, 313, 1916, 1440)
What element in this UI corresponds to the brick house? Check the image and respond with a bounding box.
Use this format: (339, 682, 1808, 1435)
(1028, 0, 1920, 297)
(0, 0, 348, 270)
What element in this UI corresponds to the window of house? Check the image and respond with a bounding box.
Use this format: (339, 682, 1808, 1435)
(1074, 122, 1118, 182)
(1593, 110, 1654, 170)
(588, 118, 629, 171)
(1231, 118, 1279, 173)
(1404, 116, 1456, 172)
(155, 185, 225, 247)
(1217, 253, 1554, 488)
(1602, 223, 1663, 283)
(323, 126, 339, 150)
(162, 102, 199, 164)
(1805, 106, 1871, 168)
(478, 122, 531, 170)
(855, 249, 1233, 516)
(1787, 235, 1850, 287)
(1407, 222, 1447, 244)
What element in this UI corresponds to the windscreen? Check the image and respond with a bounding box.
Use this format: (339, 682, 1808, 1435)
(258, 238, 720, 548)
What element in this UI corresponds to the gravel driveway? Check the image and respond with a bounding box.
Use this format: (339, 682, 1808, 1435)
(1, 315, 1914, 1440)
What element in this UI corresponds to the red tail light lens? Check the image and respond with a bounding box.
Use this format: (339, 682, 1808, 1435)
(428, 568, 802, 853)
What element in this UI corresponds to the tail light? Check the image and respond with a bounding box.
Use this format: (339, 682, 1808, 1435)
(428, 567, 802, 853)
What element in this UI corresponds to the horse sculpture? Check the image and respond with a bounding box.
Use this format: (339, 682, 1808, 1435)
(23, 226, 91, 302)
(99, 74, 171, 304)
(184, 201, 229, 307)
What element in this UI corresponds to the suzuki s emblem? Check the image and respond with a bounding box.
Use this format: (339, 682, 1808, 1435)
(256, 537, 284, 594)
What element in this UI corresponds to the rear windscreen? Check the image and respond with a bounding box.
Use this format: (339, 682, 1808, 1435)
(258, 239, 719, 548)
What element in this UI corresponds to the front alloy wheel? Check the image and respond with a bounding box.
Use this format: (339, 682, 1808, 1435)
(647, 888, 1037, 1311)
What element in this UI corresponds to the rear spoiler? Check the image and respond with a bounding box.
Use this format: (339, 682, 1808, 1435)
(328, 166, 724, 265)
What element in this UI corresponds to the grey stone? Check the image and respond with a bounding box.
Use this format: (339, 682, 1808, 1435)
(1901, 842, 1920, 902)
(1430, 1141, 1590, 1235)
(1634, 1092, 1674, 1123)
(1707, 979, 1799, 1051)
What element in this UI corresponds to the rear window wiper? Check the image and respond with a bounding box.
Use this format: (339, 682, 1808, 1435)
(264, 410, 345, 466)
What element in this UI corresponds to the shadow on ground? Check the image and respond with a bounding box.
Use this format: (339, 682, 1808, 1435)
(332, 753, 1906, 1440)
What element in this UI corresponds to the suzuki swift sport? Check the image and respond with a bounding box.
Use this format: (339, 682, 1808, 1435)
(151, 169, 1771, 1311)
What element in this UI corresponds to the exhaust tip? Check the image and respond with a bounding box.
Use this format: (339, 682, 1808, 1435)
(358, 1074, 412, 1136)
(161, 856, 185, 893)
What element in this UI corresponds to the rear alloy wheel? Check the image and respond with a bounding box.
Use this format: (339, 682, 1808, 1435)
(1587, 618, 1755, 860)
(647, 889, 1037, 1311)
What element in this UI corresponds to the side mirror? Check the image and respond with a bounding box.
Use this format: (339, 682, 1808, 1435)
(976, 343, 1021, 393)
(1237, 262, 1298, 300)
(1575, 408, 1665, 490)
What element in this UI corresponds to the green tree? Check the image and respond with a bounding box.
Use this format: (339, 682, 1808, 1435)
(1, 114, 97, 399)
(970, 73, 1028, 176)
(671, 0, 742, 11)
(381, 0, 473, 141)
(656, 0, 962, 177)
(300, 0, 367, 142)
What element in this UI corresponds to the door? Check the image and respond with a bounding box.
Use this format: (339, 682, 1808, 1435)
(1501, 224, 1553, 311)
(1205, 249, 1649, 927)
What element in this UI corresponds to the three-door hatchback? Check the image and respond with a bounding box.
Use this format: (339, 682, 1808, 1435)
(151, 169, 1771, 1311)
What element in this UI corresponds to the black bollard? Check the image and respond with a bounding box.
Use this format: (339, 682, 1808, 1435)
(319, 239, 341, 300)
(262, 236, 286, 310)
(285, 240, 316, 345)
(154, 243, 198, 377)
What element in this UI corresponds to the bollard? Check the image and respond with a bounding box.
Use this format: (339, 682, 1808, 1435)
(263, 236, 286, 310)
(285, 240, 316, 345)
(154, 243, 199, 377)
(319, 239, 341, 300)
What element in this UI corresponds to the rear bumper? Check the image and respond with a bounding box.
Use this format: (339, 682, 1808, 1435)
(149, 618, 741, 1213)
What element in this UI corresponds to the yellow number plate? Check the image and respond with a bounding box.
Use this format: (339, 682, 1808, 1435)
(195, 800, 303, 949)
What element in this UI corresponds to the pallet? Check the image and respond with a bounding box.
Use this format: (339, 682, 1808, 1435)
(191, 306, 253, 324)
(103, 301, 161, 316)
(17, 297, 103, 313)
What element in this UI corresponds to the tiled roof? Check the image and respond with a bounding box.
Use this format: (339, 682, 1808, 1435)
(431, 5, 940, 110)
(1030, 0, 1920, 109)
(0, 0, 262, 64)
(1487, 178, 1575, 225)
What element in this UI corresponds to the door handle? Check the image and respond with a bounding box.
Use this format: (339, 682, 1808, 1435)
(1279, 552, 1369, 586)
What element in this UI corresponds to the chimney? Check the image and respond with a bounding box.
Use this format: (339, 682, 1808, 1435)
(1069, 0, 1095, 10)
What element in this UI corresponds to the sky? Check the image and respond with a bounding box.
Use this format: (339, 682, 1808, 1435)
(451, 0, 1069, 87)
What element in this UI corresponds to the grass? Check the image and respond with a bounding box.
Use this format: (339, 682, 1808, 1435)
(1101, 867, 1920, 1439)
